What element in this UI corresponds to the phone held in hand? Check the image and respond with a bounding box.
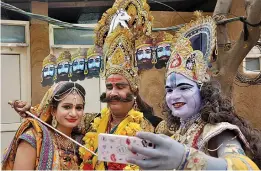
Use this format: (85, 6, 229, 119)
(98, 133, 155, 164)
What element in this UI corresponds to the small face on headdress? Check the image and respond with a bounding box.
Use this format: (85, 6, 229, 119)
(71, 49, 87, 81)
(135, 35, 154, 70)
(56, 51, 72, 82)
(154, 32, 174, 69)
(41, 54, 57, 87)
(166, 37, 210, 84)
(86, 46, 103, 78)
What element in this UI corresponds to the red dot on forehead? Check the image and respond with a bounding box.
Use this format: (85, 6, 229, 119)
(106, 75, 127, 83)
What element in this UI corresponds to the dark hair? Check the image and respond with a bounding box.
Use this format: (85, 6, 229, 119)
(165, 81, 261, 167)
(136, 94, 155, 115)
(51, 82, 86, 108)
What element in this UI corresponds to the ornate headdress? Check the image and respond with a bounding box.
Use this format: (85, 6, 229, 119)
(135, 35, 153, 50)
(57, 51, 72, 64)
(166, 12, 217, 84)
(42, 54, 56, 68)
(102, 28, 138, 92)
(87, 46, 103, 59)
(153, 31, 175, 47)
(94, 0, 153, 47)
(71, 48, 87, 61)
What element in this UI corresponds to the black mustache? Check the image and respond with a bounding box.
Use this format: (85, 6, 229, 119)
(100, 92, 134, 103)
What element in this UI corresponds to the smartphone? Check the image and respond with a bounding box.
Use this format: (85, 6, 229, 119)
(98, 133, 155, 164)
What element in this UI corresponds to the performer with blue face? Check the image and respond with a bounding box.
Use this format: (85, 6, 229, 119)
(135, 35, 154, 70)
(56, 51, 72, 82)
(71, 48, 87, 81)
(41, 54, 57, 87)
(154, 32, 174, 69)
(165, 73, 201, 121)
(86, 46, 103, 78)
(127, 13, 260, 170)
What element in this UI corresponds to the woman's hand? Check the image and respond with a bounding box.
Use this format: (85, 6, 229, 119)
(10, 100, 31, 118)
(127, 132, 185, 170)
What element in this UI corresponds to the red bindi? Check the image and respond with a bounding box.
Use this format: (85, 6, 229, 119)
(107, 77, 123, 83)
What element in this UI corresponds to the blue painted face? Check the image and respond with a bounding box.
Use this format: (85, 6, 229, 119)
(88, 56, 101, 69)
(57, 62, 70, 75)
(72, 58, 85, 72)
(156, 43, 171, 59)
(136, 46, 153, 70)
(165, 72, 202, 120)
(43, 64, 55, 78)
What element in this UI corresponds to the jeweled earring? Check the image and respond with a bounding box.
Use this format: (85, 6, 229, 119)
(52, 116, 58, 128)
(133, 96, 139, 111)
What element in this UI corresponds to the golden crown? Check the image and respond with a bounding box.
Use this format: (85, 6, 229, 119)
(166, 12, 216, 84)
(166, 37, 210, 83)
(57, 51, 72, 64)
(87, 46, 103, 59)
(135, 34, 153, 50)
(153, 31, 175, 46)
(71, 48, 87, 61)
(42, 54, 56, 68)
(102, 28, 138, 92)
(94, 0, 153, 47)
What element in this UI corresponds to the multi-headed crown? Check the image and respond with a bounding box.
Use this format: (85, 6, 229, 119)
(87, 46, 103, 59)
(42, 54, 56, 68)
(135, 34, 153, 50)
(166, 11, 216, 84)
(153, 31, 175, 46)
(71, 48, 87, 61)
(57, 51, 72, 64)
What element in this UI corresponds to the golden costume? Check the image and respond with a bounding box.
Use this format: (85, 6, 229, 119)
(160, 12, 259, 170)
(79, 1, 161, 170)
(2, 82, 82, 170)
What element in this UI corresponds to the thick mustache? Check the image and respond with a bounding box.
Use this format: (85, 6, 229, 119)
(100, 92, 134, 103)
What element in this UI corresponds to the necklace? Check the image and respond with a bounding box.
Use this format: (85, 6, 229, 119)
(180, 113, 201, 131)
(52, 131, 78, 170)
(172, 116, 205, 147)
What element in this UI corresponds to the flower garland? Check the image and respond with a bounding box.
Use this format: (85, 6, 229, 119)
(79, 107, 143, 170)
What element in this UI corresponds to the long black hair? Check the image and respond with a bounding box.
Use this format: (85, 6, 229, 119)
(165, 81, 261, 167)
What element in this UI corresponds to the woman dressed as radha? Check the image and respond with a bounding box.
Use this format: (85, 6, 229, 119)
(2, 81, 86, 170)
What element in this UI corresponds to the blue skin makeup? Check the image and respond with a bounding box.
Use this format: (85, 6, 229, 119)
(165, 72, 202, 121)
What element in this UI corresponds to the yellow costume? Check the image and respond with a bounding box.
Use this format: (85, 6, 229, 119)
(79, 1, 159, 170)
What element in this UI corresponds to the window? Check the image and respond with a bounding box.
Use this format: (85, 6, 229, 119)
(1, 25, 25, 43)
(245, 58, 260, 71)
(243, 45, 261, 73)
(1, 20, 29, 46)
(50, 24, 96, 48)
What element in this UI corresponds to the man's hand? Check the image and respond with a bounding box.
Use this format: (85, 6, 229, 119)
(9, 100, 31, 118)
(127, 132, 185, 170)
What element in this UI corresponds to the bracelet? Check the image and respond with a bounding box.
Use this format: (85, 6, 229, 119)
(177, 144, 190, 170)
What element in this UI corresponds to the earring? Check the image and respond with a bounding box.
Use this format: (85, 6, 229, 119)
(133, 96, 139, 111)
(52, 116, 58, 128)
